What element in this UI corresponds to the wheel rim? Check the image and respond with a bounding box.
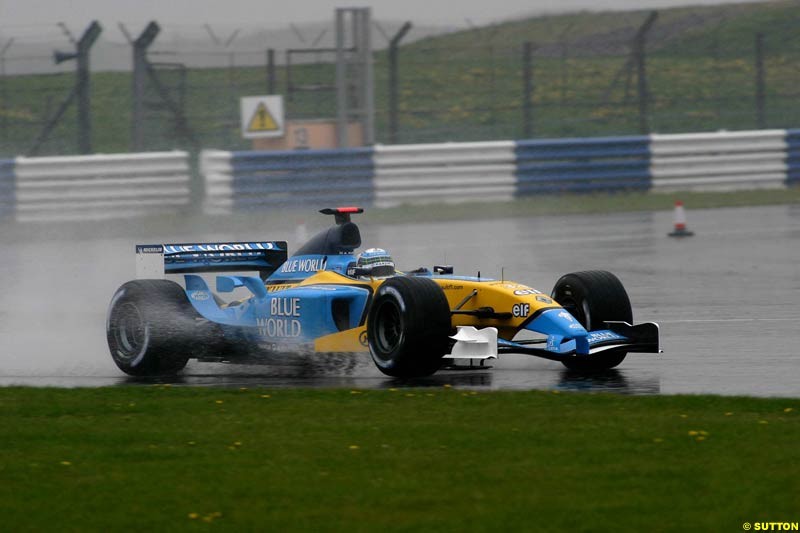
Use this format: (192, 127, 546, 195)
(373, 299, 403, 361)
(114, 302, 147, 361)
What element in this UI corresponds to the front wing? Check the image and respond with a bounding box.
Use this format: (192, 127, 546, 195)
(496, 321, 660, 362)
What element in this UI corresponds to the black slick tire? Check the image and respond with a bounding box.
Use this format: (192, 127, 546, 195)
(367, 276, 452, 378)
(106, 279, 201, 376)
(551, 270, 632, 372)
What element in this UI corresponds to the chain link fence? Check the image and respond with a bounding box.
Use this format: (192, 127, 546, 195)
(1, 5, 800, 157)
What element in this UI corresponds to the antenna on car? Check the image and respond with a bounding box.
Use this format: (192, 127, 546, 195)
(320, 207, 364, 225)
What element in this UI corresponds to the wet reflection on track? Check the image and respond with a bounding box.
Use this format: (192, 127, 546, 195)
(1, 205, 798, 396)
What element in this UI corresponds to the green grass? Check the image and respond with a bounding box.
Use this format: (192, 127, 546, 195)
(361, 187, 800, 225)
(3, 1, 800, 157)
(0, 387, 797, 531)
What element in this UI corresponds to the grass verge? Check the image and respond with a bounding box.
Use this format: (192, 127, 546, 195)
(0, 387, 797, 531)
(361, 187, 800, 225)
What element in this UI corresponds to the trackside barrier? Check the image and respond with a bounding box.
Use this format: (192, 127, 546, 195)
(373, 141, 516, 207)
(650, 130, 787, 191)
(13, 152, 192, 222)
(0, 159, 14, 218)
(515, 136, 651, 195)
(785, 129, 800, 186)
(200, 150, 234, 215)
(5, 128, 798, 222)
(201, 148, 374, 214)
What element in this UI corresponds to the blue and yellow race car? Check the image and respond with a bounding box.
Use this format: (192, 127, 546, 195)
(106, 207, 660, 377)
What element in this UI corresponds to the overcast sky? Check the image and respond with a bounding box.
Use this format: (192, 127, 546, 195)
(0, 0, 767, 30)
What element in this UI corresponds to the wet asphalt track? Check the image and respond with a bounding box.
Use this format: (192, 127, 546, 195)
(1, 204, 798, 396)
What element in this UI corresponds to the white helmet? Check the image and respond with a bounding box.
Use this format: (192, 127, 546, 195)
(350, 248, 395, 278)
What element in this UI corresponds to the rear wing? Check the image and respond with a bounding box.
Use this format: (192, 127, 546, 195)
(136, 242, 288, 280)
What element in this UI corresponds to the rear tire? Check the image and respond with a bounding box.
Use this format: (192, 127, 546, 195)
(551, 270, 632, 372)
(367, 276, 452, 378)
(106, 280, 203, 376)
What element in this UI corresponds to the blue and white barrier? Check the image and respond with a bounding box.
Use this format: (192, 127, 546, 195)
(1, 151, 192, 222)
(650, 130, 787, 191)
(202, 148, 373, 214)
(515, 136, 651, 195)
(785, 129, 800, 186)
(203, 128, 799, 213)
(2, 128, 799, 222)
(373, 141, 516, 207)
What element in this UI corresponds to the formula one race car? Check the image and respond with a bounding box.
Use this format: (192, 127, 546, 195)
(106, 207, 660, 377)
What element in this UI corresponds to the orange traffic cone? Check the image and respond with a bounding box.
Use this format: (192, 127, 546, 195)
(668, 201, 694, 237)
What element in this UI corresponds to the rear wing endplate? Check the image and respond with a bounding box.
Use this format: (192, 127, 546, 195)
(136, 241, 288, 280)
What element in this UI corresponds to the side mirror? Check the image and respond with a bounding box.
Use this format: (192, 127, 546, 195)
(216, 276, 245, 293)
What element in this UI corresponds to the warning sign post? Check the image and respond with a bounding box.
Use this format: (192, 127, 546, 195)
(240, 95, 284, 139)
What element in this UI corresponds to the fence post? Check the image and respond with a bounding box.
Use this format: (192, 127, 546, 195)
(522, 41, 533, 139)
(33, 21, 101, 156)
(755, 32, 766, 129)
(76, 22, 102, 154)
(633, 12, 658, 135)
(266, 48, 276, 94)
(130, 22, 160, 152)
(388, 22, 412, 144)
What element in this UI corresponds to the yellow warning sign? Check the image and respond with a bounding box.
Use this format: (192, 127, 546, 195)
(240, 95, 284, 139)
(246, 102, 279, 133)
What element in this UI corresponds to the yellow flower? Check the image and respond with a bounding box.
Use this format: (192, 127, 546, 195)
(759, 420, 769, 425)
(784, 408, 794, 413)
(260, 394, 271, 398)
(688, 430, 698, 436)
(60, 461, 72, 466)
(188, 513, 199, 520)
(724, 412, 734, 416)
(215, 400, 224, 404)
(695, 436, 706, 442)
(349, 445, 360, 450)
(350, 390, 362, 395)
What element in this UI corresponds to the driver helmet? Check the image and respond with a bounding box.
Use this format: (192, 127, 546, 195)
(351, 248, 395, 278)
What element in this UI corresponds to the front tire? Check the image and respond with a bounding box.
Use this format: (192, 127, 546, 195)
(551, 270, 632, 372)
(106, 280, 201, 376)
(367, 276, 452, 378)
